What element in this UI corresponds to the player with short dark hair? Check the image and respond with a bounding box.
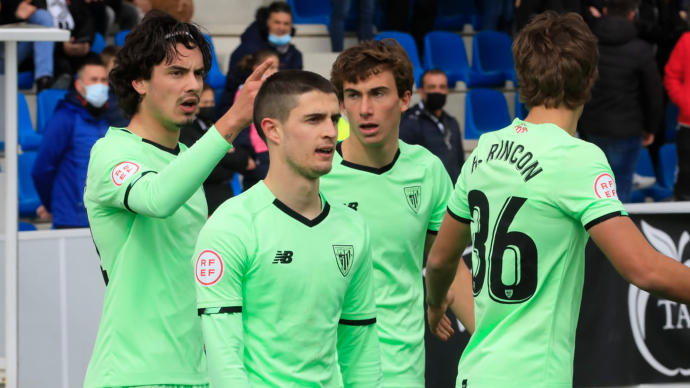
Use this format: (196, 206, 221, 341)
(194, 70, 381, 387)
(83, 10, 272, 387)
(425, 12, 690, 388)
(322, 39, 454, 387)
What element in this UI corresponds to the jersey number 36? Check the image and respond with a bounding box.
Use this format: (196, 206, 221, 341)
(468, 190, 537, 304)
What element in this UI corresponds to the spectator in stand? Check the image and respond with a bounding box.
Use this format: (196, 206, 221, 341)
(218, 49, 279, 118)
(32, 54, 110, 228)
(664, 30, 690, 201)
(579, 0, 663, 203)
(179, 83, 252, 214)
(49, 0, 97, 89)
(400, 69, 464, 183)
(100, 45, 129, 127)
(329, 0, 374, 52)
(380, 0, 437, 56)
(227, 1, 302, 75)
(0, 0, 56, 91)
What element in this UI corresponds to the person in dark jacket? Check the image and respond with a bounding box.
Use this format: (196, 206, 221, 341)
(179, 84, 252, 214)
(579, 0, 663, 203)
(227, 1, 302, 75)
(32, 55, 110, 228)
(400, 69, 465, 183)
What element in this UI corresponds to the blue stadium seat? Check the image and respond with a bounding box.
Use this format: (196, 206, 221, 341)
(18, 151, 41, 218)
(202, 34, 227, 90)
(90, 32, 107, 54)
(18, 71, 34, 89)
(423, 31, 504, 88)
(36, 88, 68, 134)
(18, 92, 42, 151)
(665, 101, 678, 143)
(472, 30, 516, 84)
(231, 173, 242, 195)
(376, 31, 423, 87)
(18, 221, 37, 231)
(631, 146, 676, 202)
(434, 0, 481, 30)
(115, 29, 130, 47)
(465, 88, 511, 140)
(286, 0, 330, 24)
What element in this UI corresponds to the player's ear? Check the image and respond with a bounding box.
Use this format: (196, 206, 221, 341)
(399, 89, 412, 112)
(261, 117, 281, 145)
(131, 78, 147, 96)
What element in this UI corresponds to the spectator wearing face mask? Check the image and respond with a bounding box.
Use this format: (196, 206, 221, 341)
(32, 54, 111, 228)
(227, 1, 302, 75)
(178, 83, 253, 214)
(399, 69, 465, 183)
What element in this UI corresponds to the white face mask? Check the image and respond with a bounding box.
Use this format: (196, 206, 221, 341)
(83, 83, 109, 108)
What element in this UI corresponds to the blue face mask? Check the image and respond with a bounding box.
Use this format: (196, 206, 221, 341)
(268, 33, 291, 46)
(83, 83, 109, 108)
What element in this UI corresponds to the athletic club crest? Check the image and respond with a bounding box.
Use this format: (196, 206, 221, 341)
(333, 245, 354, 277)
(404, 186, 422, 213)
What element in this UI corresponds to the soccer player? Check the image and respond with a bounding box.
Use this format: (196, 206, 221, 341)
(193, 70, 381, 387)
(425, 11, 690, 388)
(321, 39, 455, 387)
(82, 11, 273, 388)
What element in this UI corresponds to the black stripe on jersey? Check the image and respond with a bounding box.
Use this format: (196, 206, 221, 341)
(273, 199, 331, 227)
(198, 306, 243, 316)
(447, 208, 471, 224)
(427, 229, 438, 235)
(339, 317, 376, 326)
(100, 266, 109, 286)
(142, 138, 181, 155)
(336, 142, 400, 175)
(584, 211, 625, 230)
(124, 170, 157, 213)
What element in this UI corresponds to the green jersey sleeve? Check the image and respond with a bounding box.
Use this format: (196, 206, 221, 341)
(554, 143, 628, 229)
(427, 156, 453, 232)
(193, 212, 253, 309)
(337, 225, 382, 387)
(201, 313, 249, 388)
(86, 126, 231, 218)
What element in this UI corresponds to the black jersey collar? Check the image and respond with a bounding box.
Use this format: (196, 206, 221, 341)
(336, 141, 400, 175)
(273, 199, 330, 227)
(142, 138, 180, 155)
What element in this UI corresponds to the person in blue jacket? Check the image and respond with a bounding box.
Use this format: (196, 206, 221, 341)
(32, 54, 110, 229)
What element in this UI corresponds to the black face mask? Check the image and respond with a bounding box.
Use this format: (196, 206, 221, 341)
(197, 107, 215, 125)
(424, 92, 446, 112)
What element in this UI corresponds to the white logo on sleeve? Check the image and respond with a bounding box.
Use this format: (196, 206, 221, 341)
(594, 173, 618, 199)
(111, 161, 140, 186)
(195, 250, 224, 286)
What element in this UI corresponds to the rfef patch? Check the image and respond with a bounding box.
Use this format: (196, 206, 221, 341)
(594, 173, 618, 199)
(111, 161, 140, 186)
(195, 250, 224, 286)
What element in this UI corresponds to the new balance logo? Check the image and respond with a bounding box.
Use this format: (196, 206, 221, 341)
(273, 250, 293, 264)
(346, 202, 359, 211)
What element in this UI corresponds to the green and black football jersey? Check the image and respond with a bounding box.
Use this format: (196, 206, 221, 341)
(194, 182, 380, 387)
(320, 140, 453, 387)
(83, 126, 231, 387)
(448, 119, 627, 388)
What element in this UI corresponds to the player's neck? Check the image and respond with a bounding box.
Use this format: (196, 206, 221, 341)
(127, 111, 180, 149)
(264, 168, 322, 220)
(523, 105, 581, 136)
(340, 135, 399, 169)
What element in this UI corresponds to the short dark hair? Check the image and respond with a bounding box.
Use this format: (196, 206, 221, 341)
(76, 53, 105, 78)
(513, 11, 598, 110)
(255, 1, 294, 38)
(420, 69, 448, 88)
(100, 45, 120, 66)
(253, 70, 337, 141)
(605, 0, 639, 16)
(330, 39, 414, 101)
(109, 10, 212, 118)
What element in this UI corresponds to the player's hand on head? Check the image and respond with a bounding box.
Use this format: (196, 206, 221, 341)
(222, 58, 276, 130)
